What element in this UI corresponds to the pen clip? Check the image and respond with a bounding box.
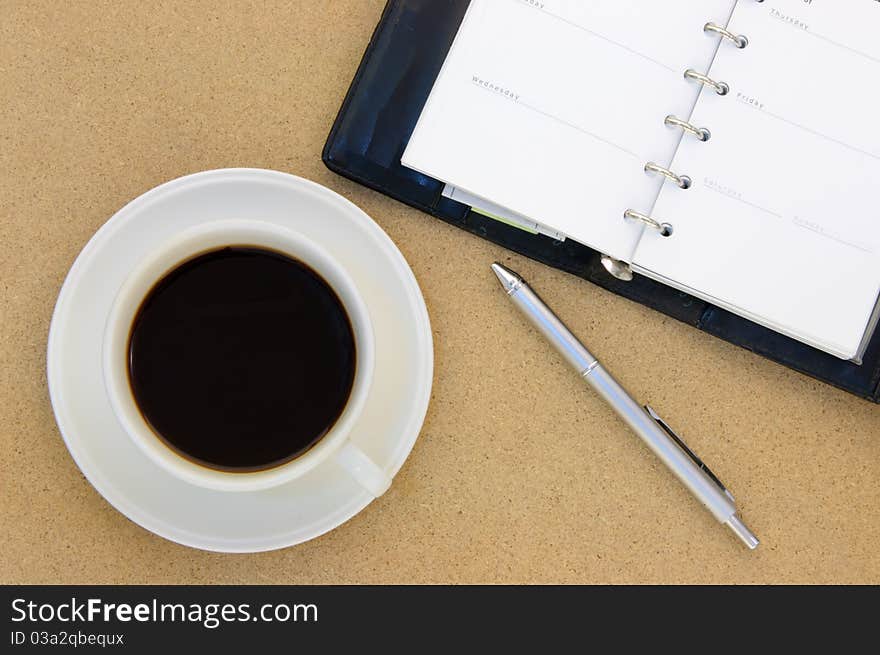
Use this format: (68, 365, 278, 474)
(644, 405, 734, 502)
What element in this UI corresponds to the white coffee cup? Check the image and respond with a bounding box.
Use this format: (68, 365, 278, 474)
(102, 219, 391, 496)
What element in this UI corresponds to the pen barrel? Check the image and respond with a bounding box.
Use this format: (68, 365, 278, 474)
(510, 283, 737, 524)
(583, 364, 736, 523)
(509, 282, 598, 372)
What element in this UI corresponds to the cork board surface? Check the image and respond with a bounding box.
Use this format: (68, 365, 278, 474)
(2, 0, 879, 584)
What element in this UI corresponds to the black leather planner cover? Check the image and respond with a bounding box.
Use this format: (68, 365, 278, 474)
(322, 0, 880, 402)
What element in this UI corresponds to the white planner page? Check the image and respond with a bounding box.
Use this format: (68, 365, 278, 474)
(442, 185, 567, 241)
(634, 0, 880, 359)
(402, 0, 737, 262)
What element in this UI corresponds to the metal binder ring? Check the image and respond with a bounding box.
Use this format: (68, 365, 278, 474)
(624, 209, 673, 237)
(704, 22, 749, 49)
(665, 115, 711, 142)
(684, 69, 729, 95)
(645, 162, 691, 189)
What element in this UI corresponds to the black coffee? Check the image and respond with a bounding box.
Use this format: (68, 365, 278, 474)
(127, 247, 356, 471)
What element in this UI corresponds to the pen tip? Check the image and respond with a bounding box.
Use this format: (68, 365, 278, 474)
(491, 262, 521, 293)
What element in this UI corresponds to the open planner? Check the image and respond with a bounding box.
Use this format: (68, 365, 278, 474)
(402, 0, 880, 361)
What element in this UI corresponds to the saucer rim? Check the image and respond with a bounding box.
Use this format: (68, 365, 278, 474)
(46, 168, 434, 552)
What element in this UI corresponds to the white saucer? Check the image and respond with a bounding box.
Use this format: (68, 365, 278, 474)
(47, 169, 433, 552)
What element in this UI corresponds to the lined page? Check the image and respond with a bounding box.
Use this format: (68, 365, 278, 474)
(402, 0, 736, 261)
(634, 0, 880, 359)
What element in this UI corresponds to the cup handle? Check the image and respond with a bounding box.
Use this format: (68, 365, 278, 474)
(335, 442, 392, 498)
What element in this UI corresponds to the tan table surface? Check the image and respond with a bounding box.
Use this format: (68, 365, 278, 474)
(2, 0, 879, 585)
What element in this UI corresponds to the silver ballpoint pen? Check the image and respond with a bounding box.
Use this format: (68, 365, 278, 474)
(492, 263, 759, 549)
